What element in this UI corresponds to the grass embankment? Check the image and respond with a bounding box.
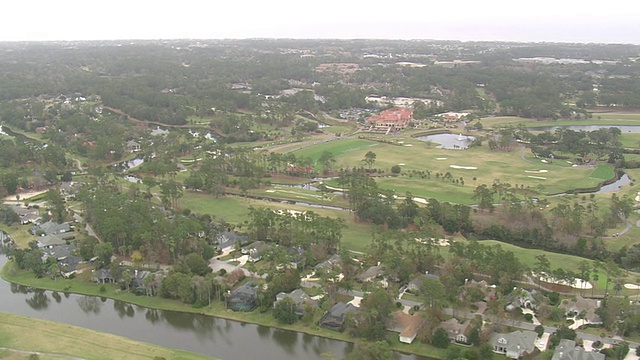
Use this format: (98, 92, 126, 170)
(480, 112, 640, 128)
(0, 263, 453, 360)
(0, 312, 211, 360)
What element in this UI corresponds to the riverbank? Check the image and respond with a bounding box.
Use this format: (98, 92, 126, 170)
(0, 312, 212, 360)
(0, 261, 445, 360)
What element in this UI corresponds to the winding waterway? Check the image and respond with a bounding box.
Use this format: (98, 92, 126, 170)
(0, 254, 430, 360)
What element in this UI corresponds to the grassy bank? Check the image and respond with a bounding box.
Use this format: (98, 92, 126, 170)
(0, 312, 211, 360)
(0, 262, 448, 360)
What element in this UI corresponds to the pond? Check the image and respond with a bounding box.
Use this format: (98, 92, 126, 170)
(596, 173, 632, 194)
(0, 254, 431, 360)
(416, 133, 476, 149)
(528, 125, 640, 133)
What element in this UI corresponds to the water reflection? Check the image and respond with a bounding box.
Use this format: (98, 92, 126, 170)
(0, 253, 431, 360)
(25, 290, 50, 310)
(77, 296, 102, 314)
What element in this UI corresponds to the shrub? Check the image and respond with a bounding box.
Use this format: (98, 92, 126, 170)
(99, 285, 106, 293)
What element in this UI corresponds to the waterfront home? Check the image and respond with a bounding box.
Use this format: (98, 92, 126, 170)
(274, 289, 316, 317)
(319, 302, 358, 331)
(490, 330, 537, 359)
(42, 244, 77, 262)
(58, 255, 82, 278)
(95, 268, 117, 284)
(388, 311, 424, 344)
(226, 282, 258, 311)
(440, 318, 471, 344)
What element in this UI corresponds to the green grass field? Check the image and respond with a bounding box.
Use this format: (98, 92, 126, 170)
(0, 312, 212, 360)
(180, 192, 375, 251)
(480, 112, 640, 128)
(293, 138, 613, 202)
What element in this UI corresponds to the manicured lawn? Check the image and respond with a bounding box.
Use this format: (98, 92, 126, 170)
(0, 224, 33, 249)
(0, 312, 212, 360)
(589, 164, 615, 180)
(296, 138, 609, 202)
(293, 138, 380, 160)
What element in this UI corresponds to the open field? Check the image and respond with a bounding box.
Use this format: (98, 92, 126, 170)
(0, 312, 211, 360)
(0, 224, 33, 249)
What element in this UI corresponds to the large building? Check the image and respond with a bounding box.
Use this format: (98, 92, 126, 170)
(366, 108, 413, 130)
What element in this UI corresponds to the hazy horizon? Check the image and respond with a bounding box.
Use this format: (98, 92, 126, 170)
(3, 0, 639, 45)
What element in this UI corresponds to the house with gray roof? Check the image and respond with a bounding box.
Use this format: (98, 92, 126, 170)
(274, 289, 316, 317)
(215, 231, 250, 253)
(314, 254, 341, 273)
(357, 264, 384, 282)
(226, 282, 258, 311)
(552, 339, 604, 360)
(126, 140, 141, 152)
(319, 302, 359, 331)
(559, 295, 602, 325)
(505, 289, 542, 311)
(36, 234, 74, 248)
(241, 241, 271, 262)
(58, 256, 82, 278)
(30, 220, 72, 236)
(407, 272, 440, 293)
(42, 244, 77, 261)
(490, 330, 537, 359)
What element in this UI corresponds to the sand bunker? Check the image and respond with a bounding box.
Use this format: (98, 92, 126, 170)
(528, 176, 547, 180)
(450, 165, 477, 170)
(538, 274, 593, 289)
(398, 163, 406, 166)
(525, 170, 549, 173)
(404, 144, 413, 147)
(625, 284, 640, 290)
(265, 190, 275, 193)
(541, 159, 548, 163)
(436, 157, 448, 160)
(635, 192, 640, 202)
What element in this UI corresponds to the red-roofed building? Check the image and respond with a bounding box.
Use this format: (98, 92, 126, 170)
(367, 108, 413, 130)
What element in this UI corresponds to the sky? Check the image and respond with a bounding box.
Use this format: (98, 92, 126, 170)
(3, 0, 639, 44)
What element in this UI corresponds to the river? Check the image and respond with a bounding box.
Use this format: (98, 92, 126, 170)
(0, 254, 431, 360)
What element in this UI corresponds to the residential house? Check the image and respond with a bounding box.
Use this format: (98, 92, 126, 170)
(126, 140, 141, 152)
(58, 182, 80, 200)
(285, 246, 306, 269)
(490, 330, 537, 359)
(407, 273, 440, 293)
(95, 268, 117, 284)
(274, 289, 315, 317)
(505, 289, 541, 311)
(314, 254, 341, 273)
(319, 302, 359, 331)
(559, 295, 602, 325)
(552, 339, 604, 360)
(9, 205, 40, 225)
(150, 127, 169, 137)
(226, 282, 258, 311)
(30, 220, 71, 236)
(36, 234, 74, 248)
(440, 318, 471, 344)
(215, 231, 250, 253)
(388, 311, 424, 344)
(241, 241, 271, 262)
(42, 244, 77, 262)
(58, 256, 82, 278)
(464, 279, 497, 302)
(357, 264, 384, 283)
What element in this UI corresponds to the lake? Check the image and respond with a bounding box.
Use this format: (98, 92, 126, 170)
(416, 134, 476, 149)
(0, 254, 432, 360)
